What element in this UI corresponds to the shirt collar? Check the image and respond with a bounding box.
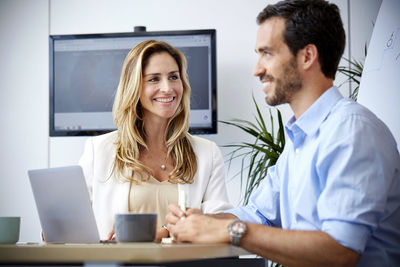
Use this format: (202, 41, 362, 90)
(286, 86, 343, 138)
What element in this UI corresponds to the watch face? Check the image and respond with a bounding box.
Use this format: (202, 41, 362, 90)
(232, 221, 246, 234)
(229, 220, 247, 246)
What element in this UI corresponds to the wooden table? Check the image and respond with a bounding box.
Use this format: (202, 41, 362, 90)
(0, 242, 257, 266)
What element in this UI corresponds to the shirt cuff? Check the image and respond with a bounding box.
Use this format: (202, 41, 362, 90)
(225, 207, 243, 219)
(322, 220, 371, 253)
(225, 206, 271, 226)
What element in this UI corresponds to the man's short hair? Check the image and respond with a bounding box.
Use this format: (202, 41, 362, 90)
(257, 0, 346, 79)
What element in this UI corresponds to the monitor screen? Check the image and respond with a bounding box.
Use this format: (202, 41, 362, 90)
(49, 29, 217, 136)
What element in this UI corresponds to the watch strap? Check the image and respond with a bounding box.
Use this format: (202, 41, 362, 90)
(228, 219, 247, 246)
(230, 235, 241, 246)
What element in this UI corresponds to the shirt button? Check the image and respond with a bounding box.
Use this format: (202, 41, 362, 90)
(295, 148, 300, 154)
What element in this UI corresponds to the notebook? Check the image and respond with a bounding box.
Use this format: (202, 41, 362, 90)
(28, 165, 101, 243)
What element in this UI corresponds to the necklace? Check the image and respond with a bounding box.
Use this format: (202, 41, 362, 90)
(146, 149, 168, 171)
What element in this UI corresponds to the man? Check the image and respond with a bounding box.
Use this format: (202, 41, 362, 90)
(166, 0, 400, 266)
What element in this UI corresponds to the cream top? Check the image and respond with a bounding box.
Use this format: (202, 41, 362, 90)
(128, 176, 178, 228)
(79, 132, 233, 239)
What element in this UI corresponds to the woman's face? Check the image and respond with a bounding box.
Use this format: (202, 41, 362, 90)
(140, 52, 183, 123)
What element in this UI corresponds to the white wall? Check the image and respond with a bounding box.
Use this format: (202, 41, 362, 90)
(350, 0, 382, 59)
(346, 0, 382, 97)
(0, 0, 49, 242)
(0, 0, 382, 242)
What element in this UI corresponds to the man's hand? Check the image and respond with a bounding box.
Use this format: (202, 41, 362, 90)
(169, 213, 234, 243)
(165, 203, 202, 226)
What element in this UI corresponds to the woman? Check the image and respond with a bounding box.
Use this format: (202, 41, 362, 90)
(79, 40, 232, 241)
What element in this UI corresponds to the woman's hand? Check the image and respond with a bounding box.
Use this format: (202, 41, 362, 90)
(165, 204, 202, 226)
(107, 228, 115, 240)
(41, 231, 46, 242)
(155, 226, 169, 242)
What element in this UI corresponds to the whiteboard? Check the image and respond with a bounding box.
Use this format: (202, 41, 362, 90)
(358, 0, 400, 151)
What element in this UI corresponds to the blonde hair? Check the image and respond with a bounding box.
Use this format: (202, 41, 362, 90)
(112, 40, 197, 184)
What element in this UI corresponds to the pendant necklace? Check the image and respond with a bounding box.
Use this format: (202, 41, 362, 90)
(147, 149, 168, 171)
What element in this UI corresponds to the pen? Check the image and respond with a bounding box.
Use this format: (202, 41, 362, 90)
(161, 191, 186, 244)
(179, 190, 186, 220)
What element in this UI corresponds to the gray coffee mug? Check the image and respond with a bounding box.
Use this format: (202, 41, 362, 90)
(114, 213, 157, 242)
(0, 217, 20, 244)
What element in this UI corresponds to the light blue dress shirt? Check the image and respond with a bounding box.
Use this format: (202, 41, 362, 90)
(227, 86, 400, 266)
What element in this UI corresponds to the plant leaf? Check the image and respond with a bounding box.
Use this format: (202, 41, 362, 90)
(221, 98, 286, 204)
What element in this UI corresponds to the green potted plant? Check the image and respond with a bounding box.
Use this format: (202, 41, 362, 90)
(337, 44, 367, 101)
(221, 96, 285, 205)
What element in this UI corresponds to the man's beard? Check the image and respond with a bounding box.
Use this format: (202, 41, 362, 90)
(264, 58, 302, 106)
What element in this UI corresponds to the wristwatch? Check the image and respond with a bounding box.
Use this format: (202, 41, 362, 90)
(228, 219, 247, 246)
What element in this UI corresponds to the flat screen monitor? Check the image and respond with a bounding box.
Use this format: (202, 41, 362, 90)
(49, 29, 217, 136)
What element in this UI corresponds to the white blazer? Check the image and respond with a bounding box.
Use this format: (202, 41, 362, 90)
(79, 131, 233, 239)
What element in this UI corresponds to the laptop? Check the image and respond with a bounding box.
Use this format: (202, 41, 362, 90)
(28, 165, 101, 243)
